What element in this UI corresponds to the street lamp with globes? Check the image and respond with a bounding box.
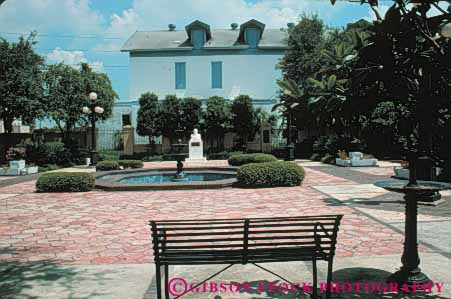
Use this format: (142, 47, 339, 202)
(82, 92, 104, 165)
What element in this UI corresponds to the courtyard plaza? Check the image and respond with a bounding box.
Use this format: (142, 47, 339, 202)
(0, 160, 450, 299)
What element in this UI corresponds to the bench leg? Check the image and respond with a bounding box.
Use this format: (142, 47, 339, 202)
(312, 257, 318, 299)
(155, 264, 162, 299)
(164, 264, 169, 299)
(326, 260, 333, 299)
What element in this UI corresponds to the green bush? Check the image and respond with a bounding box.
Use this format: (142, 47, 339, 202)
(36, 172, 95, 192)
(99, 150, 121, 161)
(228, 153, 277, 166)
(96, 160, 120, 171)
(28, 142, 72, 166)
(207, 151, 243, 160)
(38, 164, 61, 173)
(118, 160, 143, 169)
(237, 161, 305, 188)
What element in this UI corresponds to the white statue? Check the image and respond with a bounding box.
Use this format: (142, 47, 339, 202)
(186, 128, 207, 162)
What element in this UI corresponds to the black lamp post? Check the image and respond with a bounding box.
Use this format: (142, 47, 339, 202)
(362, 1, 451, 289)
(285, 103, 298, 161)
(82, 92, 104, 166)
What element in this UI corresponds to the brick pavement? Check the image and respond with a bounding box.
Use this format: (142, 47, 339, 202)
(0, 162, 429, 265)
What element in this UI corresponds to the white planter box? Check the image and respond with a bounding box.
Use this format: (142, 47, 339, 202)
(336, 158, 351, 167)
(26, 166, 38, 174)
(9, 160, 25, 169)
(351, 158, 378, 167)
(5, 168, 23, 175)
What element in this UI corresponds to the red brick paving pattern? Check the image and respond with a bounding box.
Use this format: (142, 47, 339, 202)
(0, 165, 428, 265)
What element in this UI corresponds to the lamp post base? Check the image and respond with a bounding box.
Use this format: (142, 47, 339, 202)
(90, 150, 98, 166)
(387, 268, 431, 288)
(285, 144, 295, 161)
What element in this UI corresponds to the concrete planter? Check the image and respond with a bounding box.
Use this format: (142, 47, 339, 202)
(9, 160, 25, 169)
(350, 158, 378, 167)
(26, 166, 38, 175)
(335, 158, 351, 167)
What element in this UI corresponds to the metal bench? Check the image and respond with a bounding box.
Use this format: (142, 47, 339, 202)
(150, 215, 343, 299)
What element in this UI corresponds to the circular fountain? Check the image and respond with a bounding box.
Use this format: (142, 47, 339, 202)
(95, 128, 237, 191)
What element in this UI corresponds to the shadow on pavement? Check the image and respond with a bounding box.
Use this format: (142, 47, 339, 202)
(0, 247, 113, 299)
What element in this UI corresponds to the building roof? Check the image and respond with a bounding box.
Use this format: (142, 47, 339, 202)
(121, 20, 288, 52)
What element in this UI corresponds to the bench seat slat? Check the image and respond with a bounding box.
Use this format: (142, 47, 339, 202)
(159, 240, 333, 250)
(157, 228, 334, 237)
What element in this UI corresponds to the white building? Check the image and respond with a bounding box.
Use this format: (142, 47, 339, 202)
(99, 19, 289, 150)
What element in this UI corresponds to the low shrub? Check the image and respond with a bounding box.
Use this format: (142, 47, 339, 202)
(38, 164, 61, 173)
(207, 151, 243, 160)
(28, 142, 73, 166)
(96, 160, 120, 171)
(118, 160, 143, 169)
(145, 155, 163, 162)
(36, 172, 95, 192)
(228, 153, 277, 166)
(237, 161, 305, 188)
(99, 150, 121, 161)
(119, 152, 148, 160)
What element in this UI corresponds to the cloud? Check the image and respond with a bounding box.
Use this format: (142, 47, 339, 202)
(0, 0, 105, 37)
(46, 47, 105, 73)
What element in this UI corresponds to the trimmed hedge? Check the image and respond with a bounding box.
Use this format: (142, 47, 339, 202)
(207, 151, 243, 160)
(96, 160, 120, 171)
(118, 160, 144, 169)
(36, 172, 95, 192)
(228, 153, 277, 166)
(237, 161, 305, 188)
(96, 160, 144, 171)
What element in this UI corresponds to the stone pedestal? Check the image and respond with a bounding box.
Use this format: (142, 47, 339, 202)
(122, 126, 135, 156)
(186, 129, 206, 162)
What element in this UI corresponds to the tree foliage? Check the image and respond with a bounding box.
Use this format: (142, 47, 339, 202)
(231, 95, 258, 148)
(0, 33, 44, 133)
(43, 63, 117, 144)
(203, 96, 232, 150)
(137, 92, 160, 153)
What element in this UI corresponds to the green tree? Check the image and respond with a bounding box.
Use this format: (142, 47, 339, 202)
(278, 14, 326, 86)
(181, 97, 202, 135)
(157, 95, 183, 146)
(43, 63, 117, 145)
(203, 96, 232, 150)
(136, 92, 160, 155)
(231, 95, 256, 149)
(0, 33, 44, 133)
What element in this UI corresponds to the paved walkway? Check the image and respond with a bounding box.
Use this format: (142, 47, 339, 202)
(0, 160, 450, 299)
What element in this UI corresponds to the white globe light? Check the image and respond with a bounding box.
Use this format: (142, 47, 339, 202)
(94, 106, 104, 114)
(89, 92, 98, 101)
(441, 23, 451, 38)
(82, 107, 91, 114)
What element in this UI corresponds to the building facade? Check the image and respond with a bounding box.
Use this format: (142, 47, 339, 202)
(123, 19, 287, 104)
(99, 19, 289, 150)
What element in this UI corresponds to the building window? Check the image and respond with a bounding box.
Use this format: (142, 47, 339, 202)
(211, 61, 222, 89)
(175, 62, 186, 89)
(245, 28, 260, 48)
(191, 29, 205, 49)
(122, 114, 132, 127)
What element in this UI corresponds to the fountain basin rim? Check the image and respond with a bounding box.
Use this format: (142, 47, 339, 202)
(375, 180, 451, 194)
(94, 166, 238, 191)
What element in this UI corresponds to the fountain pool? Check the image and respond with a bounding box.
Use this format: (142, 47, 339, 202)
(95, 168, 237, 191)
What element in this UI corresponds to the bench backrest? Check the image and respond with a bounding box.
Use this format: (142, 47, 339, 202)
(150, 215, 343, 264)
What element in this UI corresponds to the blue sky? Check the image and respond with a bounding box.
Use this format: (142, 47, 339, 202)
(0, 0, 381, 101)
